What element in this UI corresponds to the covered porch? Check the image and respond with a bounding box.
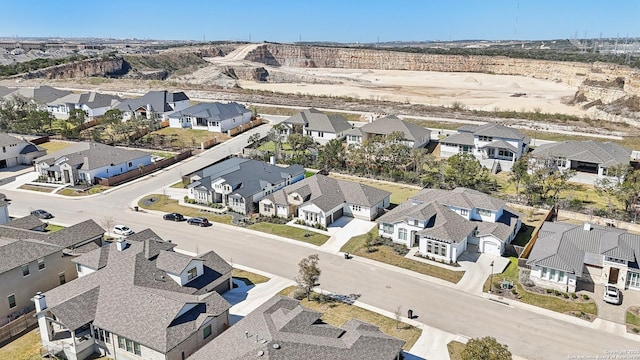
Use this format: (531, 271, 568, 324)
(41, 318, 96, 360)
(479, 140, 517, 161)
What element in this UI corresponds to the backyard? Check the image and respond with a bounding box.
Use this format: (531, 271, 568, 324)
(327, 173, 420, 205)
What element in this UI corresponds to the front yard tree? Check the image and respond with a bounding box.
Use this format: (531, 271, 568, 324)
(509, 156, 529, 196)
(102, 109, 123, 125)
(594, 164, 631, 213)
(444, 153, 496, 193)
(318, 138, 346, 172)
(68, 109, 87, 136)
(295, 254, 321, 301)
(461, 336, 512, 360)
(247, 133, 261, 148)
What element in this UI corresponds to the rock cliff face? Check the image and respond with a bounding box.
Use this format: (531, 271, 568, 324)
(21, 57, 126, 80)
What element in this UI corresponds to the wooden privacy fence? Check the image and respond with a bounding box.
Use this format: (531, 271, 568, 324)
(96, 150, 192, 186)
(30, 136, 50, 145)
(227, 118, 264, 137)
(0, 310, 37, 345)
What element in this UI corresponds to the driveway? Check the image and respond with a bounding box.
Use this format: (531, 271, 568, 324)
(321, 217, 376, 254)
(593, 284, 640, 324)
(455, 245, 511, 294)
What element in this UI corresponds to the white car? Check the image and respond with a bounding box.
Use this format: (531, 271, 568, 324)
(603, 285, 621, 305)
(113, 225, 134, 236)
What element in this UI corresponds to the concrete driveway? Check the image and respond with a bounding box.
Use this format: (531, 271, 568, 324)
(321, 217, 376, 254)
(454, 245, 511, 294)
(593, 284, 640, 324)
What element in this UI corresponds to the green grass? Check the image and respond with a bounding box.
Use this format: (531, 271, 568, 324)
(57, 185, 109, 196)
(36, 141, 74, 154)
(170, 181, 187, 188)
(305, 170, 317, 178)
(626, 308, 640, 327)
(248, 222, 330, 246)
(278, 286, 421, 350)
(45, 224, 65, 232)
(484, 257, 597, 315)
(447, 341, 467, 360)
(0, 329, 43, 360)
(407, 118, 461, 131)
(137, 194, 233, 224)
(232, 268, 270, 286)
(18, 184, 54, 193)
(151, 127, 230, 147)
(327, 173, 420, 205)
(341, 229, 465, 283)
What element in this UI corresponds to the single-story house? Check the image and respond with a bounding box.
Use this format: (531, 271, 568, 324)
(282, 108, 353, 145)
(116, 90, 190, 120)
(526, 221, 640, 293)
(168, 102, 252, 133)
(186, 157, 305, 214)
(0, 133, 46, 168)
(3, 85, 72, 105)
(377, 187, 521, 263)
(259, 174, 391, 226)
(189, 295, 405, 360)
(35, 232, 232, 360)
(529, 140, 631, 182)
(34, 142, 152, 185)
(46, 92, 122, 119)
(345, 115, 431, 149)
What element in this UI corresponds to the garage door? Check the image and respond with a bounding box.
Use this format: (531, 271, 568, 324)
(482, 240, 501, 256)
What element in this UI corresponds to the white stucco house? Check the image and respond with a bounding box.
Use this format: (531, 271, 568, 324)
(259, 174, 391, 226)
(526, 221, 640, 293)
(46, 92, 121, 119)
(377, 187, 521, 263)
(168, 102, 252, 133)
(439, 123, 529, 170)
(345, 115, 431, 149)
(281, 108, 352, 145)
(0, 133, 46, 168)
(116, 90, 190, 120)
(34, 142, 152, 185)
(185, 157, 305, 214)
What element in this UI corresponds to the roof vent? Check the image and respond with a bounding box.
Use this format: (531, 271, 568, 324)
(257, 350, 264, 357)
(272, 343, 280, 349)
(583, 222, 592, 231)
(245, 331, 249, 338)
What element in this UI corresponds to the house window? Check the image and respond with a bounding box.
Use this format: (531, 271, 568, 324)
(458, 145, 471, 153)
(628, 272, 640, 288)
(399, 228, 407, 241)
(263, 203, 273, 212)
(76, 264, 82, 273)
(460, 209, 468, 216)
(203, 324, 212, 339)
(550, 269, 556, 281)
(59, 272, 66, 285)
(118, 336, 126, 349)
(478, 136, 493, 142)
(318, 132, 324, 137)
(478, 208, 491, 216)
(2, 146, 5, 153)
(22, 264, 30, 277)
(558, 271, 565, 282)
(541, 267, 548, 278)
(187, 267, 197, 281)
(134, 342, 141, 356)
(306, 130, 312, 136)
(128, 162, 133, 167)
(554, 157, 567, 167)
(126, 339, 134, 352)
(426, 241, 432, 253)
(382, 223, 394, 234)
(8, 294, 16, 308)
(38, 258, 45, 270)
(498, 149, 512, 157)
(440, 245, 447, 256)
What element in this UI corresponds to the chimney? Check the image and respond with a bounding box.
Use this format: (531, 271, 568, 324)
(583, 222, 592, 231)
(33, 292, 47, 312)
(116, 238, 127, 251)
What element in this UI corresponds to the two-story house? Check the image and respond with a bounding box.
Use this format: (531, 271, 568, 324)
(34, 232, 232, 360)
(46, 92, 122, 119)
(116, 90, 190, 120)
(0, 133, 46, 168)
(34, 142, 152, 185)
(527, 221, 640, 293)
(167, 102, 252, 133)
(377, 187, 521, 263)
(185, 157, 305, 214)
(345, 115, 431, 149)
(282, 108, 352, 145)
(439, 123, 529, 170)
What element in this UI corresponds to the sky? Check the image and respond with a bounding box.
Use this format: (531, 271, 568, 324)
(1, 0, 638, 43)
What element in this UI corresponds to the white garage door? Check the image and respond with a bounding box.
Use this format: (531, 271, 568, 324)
(482, 240, 501, 256)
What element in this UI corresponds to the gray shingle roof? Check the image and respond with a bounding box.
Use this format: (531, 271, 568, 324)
(265, 174, 390, 212)
(441, 132, 474, 146)
(0, 133, 27, 147)
(7, 214, 45, 231)
(285, 108, 352, 133)
(459, 122, 526, 140)
(418, 204, 476, 243)
(531, 140, 630, 167)
(156, 251, 195, 274)
(478, 139, 518, 153)
(0, 239, 62, 273)
(4, 85, 72, 104)
(360, 115, 431, 145)
(168, 102, 250, 121)
(47, 92, 121, 109)
(412, 187, 506, 212)
(116, 90, 189, 113)
(43, 236, 232, 354)
(35, 142, 150, 172)
(527, 222, 640, 273)
(189, 295, 404, 360)
(49, 287, 100, 331)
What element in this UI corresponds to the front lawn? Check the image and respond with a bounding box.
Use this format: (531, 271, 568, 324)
(137, 194, 232, 224)
(248, 222, 330, 246)
(57, 185, 109, 196)
(447, 341, 466, 360)
(341, 229, 465, 284)
(148, 127, 230, 148)
(232, 268, 270, 286)
(327, 173, 420, 205)
(278, 286, 421, 350)
(484, 257, 597, 316)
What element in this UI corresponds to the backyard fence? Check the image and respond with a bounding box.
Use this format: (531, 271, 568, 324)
(0, 310, 37, 345)
(96, 150, 192, 187)
(227, 118, 264, 137)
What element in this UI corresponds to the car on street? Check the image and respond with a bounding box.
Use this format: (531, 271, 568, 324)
(31, 209, 53, 219)
(163, 212, 185, 221)
(187, 217, 210, 227)
(113, 225, 135, 236)
(603, 284, 621, 305)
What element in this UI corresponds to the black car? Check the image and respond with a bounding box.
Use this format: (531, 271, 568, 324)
(31, 209, 53, 219)
(187, 217, 210, 227)
(163, 213, 185, 222)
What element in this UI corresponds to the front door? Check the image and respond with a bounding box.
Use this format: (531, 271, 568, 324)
(63, 170, 70, 183)
(609, 267, 620, 284)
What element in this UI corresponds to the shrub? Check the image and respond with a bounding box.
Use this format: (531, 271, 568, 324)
(582, 294, 590, 300)
(546, 289, 553, 294)
(511, 289, 517, 295)
(554, 290, 561, 296)
(292, 289, 306, 300)
(183, 195, 188, 202)
(633, 328, 640, 334)
(519, 269, 536, 287)
(563, 293, 569, 298)
(571, 293, 578, 299)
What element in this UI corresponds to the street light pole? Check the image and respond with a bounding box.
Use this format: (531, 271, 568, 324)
(489, 260, 494, 293)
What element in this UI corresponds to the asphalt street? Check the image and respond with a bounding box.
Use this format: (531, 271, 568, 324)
(4, 119, 638, 359)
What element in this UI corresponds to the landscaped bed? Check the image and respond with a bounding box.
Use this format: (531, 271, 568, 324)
(626, 306, 640, 334)
(232, 268, 270, 287)
(18, 184, 54, 193)
(57, 185, 109, 196)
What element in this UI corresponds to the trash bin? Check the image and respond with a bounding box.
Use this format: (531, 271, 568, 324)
(344, 253, 350, 259)
(407, 309, 413, 319)
(134, 206, 139, 212)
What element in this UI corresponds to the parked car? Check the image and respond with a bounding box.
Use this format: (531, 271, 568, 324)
(113, 225, 135, 236)
(603, 284, 621, 305)
(187, 217, 210, 227)
(31, 209, 53, 219)
(163, 213, 185, 222)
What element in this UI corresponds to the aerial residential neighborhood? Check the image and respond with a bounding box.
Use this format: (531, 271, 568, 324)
(1, 2, 640, 360)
